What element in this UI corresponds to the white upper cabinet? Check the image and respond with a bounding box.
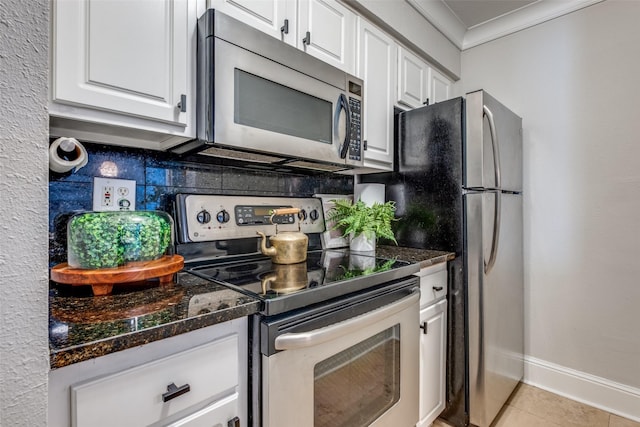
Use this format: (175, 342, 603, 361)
(51, 1, 192, 137)
(210, 0, 356, 74)
(398, 46, 429, 109)
(297, 0, 356, 73)
(50, 0, 196, 149)
(208, 0, 296, 44)
(398, 46, 453, 109)
(357, 18, 397, 171)
(430, 67, 452, 104)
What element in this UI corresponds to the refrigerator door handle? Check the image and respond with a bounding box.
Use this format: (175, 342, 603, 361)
(483, 105, 502, 189)
(485, 191, 501, 274)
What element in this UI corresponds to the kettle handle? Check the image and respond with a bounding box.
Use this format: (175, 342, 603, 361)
(270, 208, 300, 216)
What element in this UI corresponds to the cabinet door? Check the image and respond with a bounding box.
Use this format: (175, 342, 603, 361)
(208, 0, 296, 46)
(52, 0, 188, 126)
(418, 299, 447, 427)
(397, 47, 429, 109)
(297, 0, 356, 73)
(357, 19, 396, 171)
(430, 67, 452, 103)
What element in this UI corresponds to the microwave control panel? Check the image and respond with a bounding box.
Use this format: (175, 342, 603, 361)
(348, 97, 362, 161)
(178, 194, 325, 242)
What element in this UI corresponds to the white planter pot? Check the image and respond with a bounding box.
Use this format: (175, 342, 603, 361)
(350, 232, 376, 254)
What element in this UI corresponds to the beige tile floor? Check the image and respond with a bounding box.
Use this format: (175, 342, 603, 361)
(432, 383, 640, 427)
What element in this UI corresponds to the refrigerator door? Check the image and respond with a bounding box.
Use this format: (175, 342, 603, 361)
(397, 97, 464, 178)
(465, 90, 522, 192)
(466, 191, 523, 427)
(391, 97, 464, 254)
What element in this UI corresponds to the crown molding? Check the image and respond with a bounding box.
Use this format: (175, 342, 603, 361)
(406, 0, 468, 49)
(407, 0, 606, 51)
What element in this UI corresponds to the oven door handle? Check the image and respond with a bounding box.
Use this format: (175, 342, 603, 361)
(274, 287, 420, 351)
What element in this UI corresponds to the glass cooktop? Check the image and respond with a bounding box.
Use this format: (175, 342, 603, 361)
(185, 249, 419, 316)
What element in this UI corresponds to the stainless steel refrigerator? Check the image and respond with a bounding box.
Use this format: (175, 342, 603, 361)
(363, 90, 523, 427)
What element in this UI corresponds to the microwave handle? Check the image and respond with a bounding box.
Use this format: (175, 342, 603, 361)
(334, 93, 351, 159)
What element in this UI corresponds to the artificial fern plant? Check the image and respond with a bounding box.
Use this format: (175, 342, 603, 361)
(327, 199, 397, 244)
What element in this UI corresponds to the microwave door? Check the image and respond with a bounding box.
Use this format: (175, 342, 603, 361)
(210, 38, 351, 166)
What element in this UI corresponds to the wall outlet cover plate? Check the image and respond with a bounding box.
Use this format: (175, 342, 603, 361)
(92, 177, 136, 211)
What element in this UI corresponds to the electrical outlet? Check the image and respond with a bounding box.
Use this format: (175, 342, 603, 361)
(93, 177, 136, 211)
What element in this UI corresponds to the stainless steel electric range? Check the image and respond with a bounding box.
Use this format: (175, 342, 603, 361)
(175, 194, 421, 427)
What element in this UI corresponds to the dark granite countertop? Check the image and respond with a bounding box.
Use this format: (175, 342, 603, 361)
(49, 246, 453, 369)
(376, 245, 455, 269)
(49, 272, 260, 369)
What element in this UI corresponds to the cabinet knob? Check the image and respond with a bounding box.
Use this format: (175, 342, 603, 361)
(433, 286, 443, 292)
(162, 382, 190, 402)
(302, 31, 311, 46)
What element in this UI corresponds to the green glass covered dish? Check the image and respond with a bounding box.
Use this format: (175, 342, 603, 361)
(67, 211, 174, 269)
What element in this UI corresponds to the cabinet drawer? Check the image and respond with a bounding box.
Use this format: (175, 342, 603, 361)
(167, 392, 239, 427)
(71, 335, 239, 427)
(415, 262, 447, 308)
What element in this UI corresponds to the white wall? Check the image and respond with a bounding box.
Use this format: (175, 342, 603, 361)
(460, 0, 640, 416)
(0, 0, 50, 425)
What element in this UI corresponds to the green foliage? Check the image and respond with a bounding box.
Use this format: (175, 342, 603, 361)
(327, 199, 397, 244)
(336, 257, 397, 280)
(68, 211, 172, 269)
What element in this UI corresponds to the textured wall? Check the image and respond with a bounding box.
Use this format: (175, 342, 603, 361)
(0, 0, 50, 425)
(461, 0, 640, 400)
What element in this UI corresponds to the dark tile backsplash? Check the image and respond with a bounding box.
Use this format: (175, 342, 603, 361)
(49, 142, 353, 265)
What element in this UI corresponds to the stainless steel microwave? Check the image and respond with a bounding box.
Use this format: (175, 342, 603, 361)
(172, 9, 364, 172)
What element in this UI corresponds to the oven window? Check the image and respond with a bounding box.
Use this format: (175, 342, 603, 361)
(314, 325, 401, 427)
(234, 69, 332, 144)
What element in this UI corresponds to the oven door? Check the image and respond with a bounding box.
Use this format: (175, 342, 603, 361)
(206, 37, 362, 167)
(261, 282, 419, 427)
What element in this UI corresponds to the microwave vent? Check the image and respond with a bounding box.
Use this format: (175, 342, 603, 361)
(199, 147, 287, 164)
(284, 160, 348, 172)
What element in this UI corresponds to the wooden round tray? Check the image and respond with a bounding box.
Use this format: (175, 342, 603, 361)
(51, 255, 184, 296)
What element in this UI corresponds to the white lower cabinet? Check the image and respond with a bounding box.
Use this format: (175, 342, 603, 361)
(416, 262, 448, 427)
(48, 319, 247, 427)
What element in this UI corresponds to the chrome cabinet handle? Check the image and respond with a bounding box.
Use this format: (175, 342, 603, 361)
(281, 19, 289, 34)
(302, 31, 311, 45)
(162, 382, 190, 402)
(432, 286, 443, 291)
(275, 288, 420, 351)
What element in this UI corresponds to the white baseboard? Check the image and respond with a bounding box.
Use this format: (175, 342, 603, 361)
(524, 355, 640, 422)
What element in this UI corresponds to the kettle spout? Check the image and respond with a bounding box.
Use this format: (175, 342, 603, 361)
(257, 231, 277, 257)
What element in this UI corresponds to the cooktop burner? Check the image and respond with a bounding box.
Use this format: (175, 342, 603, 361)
(185, 249, 417, 316)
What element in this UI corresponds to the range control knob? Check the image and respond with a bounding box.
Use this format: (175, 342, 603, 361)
(216, 210, 230, 224)
(196, 210, 211, 224)
(309, 209, 319, 222)
(298, 209, 307, 221)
